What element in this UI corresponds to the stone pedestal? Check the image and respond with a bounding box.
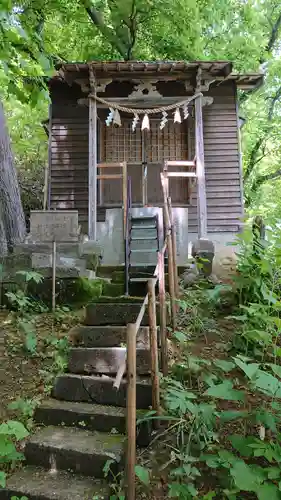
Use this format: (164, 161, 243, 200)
(191, 238, 215, 277)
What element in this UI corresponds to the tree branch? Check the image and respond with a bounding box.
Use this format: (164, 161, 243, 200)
(266, 10, 281, 53)
(80, 0, 128, 59)
(244, 84, 281, 183)
(250, 167, 281, 195)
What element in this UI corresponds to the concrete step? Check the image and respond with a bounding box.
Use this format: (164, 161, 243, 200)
(35, 399, 126, 433)
(0, 466, 109, 500)
(85, 302, 152, 326)
(34, 399, 151, 446)
(69, 325, 150, 348)
(68, 347, 150, 375)
(53, 373, 152, 408)
(25, 426, 125, 478)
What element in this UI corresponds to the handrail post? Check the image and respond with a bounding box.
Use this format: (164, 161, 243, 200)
(167, 197, 179, 299)
(122, 161, 128, 236)
(161, 172, 176, 331)
(148, 279, 160, 427)
(158, 251, 168, 376)
(126, 323, 136, 500)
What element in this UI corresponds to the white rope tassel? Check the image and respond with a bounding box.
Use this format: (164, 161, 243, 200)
(113, 109, 122, 126)
(132, 113, 139, 132)
(106, 108, 114, 126)
(183, 102, 189, 120)
(174, 107, 181, 123)
(141, 113, 150, 131)
(160, 111, 168, 130)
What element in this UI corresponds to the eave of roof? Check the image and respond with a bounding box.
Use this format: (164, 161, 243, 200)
(56, 60, 233, 77)
(51, 60, 264, 91)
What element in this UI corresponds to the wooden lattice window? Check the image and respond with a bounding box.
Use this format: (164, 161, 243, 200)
(102, 118, 187, 163)
(100, 117, 190, 206)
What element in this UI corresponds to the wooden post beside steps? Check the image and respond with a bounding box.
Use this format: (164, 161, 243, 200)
(148, 278, 160, 426)
(126, 322, 137, 500)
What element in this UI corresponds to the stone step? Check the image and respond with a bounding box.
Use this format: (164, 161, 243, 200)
(34, 399, 151, 446)
(35, 399, 126, 433)
(85, 302, 150, 326)
(0, 466, 110, 500)
(69, 325, 150, 348)
(25, 426, 125, 478)
(68, 347, 150, 375)
(53, 373, 152, 408)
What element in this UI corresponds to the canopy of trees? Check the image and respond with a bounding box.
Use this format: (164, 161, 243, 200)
(1, 0, 281, 230)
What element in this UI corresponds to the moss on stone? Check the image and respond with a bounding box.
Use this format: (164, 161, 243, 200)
(111, 270, 125, 284)
(88, 295, 143, 304)
(85, 253, 100, 271)
(102, 282, 125, 297)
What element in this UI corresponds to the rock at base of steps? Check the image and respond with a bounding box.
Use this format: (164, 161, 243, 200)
(68, 347, 150, 375)
(68, 325, 150, 348)
(0, 466, 110, 500)
(25, 426, 125, 478)
(35, 399, 152, 447)
(53, 373, 152, 409)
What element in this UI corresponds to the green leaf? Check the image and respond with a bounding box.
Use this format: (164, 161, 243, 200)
(219, 410, 248, 422)
(173, 331, 187, 343)
(233, 357, 260, 379)
(268, 364, 281, 379)
(135, 465, 150, 486)
(103, 459, 115, 477)
(266, 467, 281, 480)
(218, 449, 240, 468)
(203, 454, 220, 468)
(257, 483, 280, 500)
(202, 493, 216, 500)
(25, 331, 37, 354)
(253, 371, 281, 397)
(255, 410, 277, 432)
(0, 471, 6, 488)
(0, 436, 17, 459)
(213, 359, 235, 372)
(229, 435, 256, 457)
(204, 380, 245, 401)
(230, 460, 262, 491)
(0, 421, 29, 440)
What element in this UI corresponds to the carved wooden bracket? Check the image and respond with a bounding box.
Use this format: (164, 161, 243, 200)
(128, 81, 162, 100)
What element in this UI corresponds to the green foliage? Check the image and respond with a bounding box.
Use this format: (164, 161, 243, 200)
(209, 224, 281, 355)
(11, 497, 29, 500)
(135, 465, 150, 486)
(139, 276, 281, 500)
(102, 459, 125, 499)
(0, 420, 29, 488)
(8, 397, 40, 430)
(75, 277, 103, 302)
(5, 270, 45, 314)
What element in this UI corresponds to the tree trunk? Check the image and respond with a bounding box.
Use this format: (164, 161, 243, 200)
(0, 100, 25, 255)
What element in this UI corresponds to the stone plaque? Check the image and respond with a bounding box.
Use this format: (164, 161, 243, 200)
(30, 211, 79, 243)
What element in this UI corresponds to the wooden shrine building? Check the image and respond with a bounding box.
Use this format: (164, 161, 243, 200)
(46, 61, 263, 267)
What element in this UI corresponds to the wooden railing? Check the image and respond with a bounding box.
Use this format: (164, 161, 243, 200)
(97, 161, 128, 233)
(114, 188, 180, 500)
(113, 160, 198, 499)
(124, 240, 172, 500)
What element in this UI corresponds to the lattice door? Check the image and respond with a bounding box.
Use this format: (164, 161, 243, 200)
(100, 117, 189, 205)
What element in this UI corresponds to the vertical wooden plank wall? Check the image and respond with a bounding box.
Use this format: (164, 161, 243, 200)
(188, 82, 242, 234)
(49, 84, 89, 232)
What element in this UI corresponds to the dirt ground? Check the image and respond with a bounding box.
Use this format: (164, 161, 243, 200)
(0, 307, 83, 421)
